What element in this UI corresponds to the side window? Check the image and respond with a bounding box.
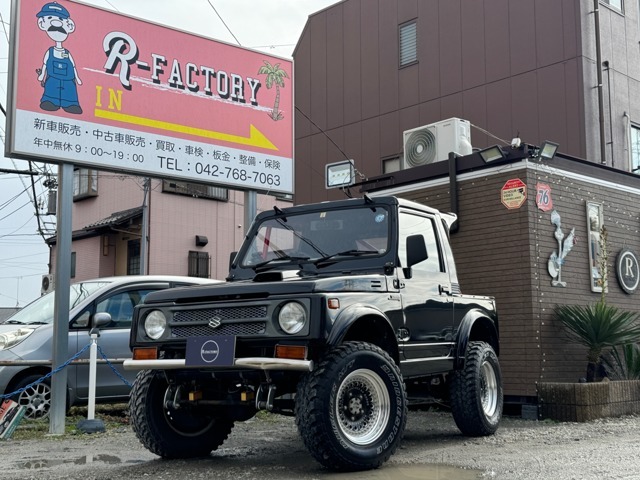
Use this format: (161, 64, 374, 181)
(72, 310, 91, 328)
(398, 212, 442, 275)
(96, 289, 156, 329)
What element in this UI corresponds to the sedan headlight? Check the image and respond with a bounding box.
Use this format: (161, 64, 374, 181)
(144, 310, 167, 340)
(278, 302, 306, 334)
(0, 328, 36, 350)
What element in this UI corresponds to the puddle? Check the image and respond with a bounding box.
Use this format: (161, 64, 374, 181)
(324, 463, 483, 479)
(18, 454, 122, 469)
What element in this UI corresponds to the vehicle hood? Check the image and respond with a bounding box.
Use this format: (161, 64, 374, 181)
(0, 323, 46, 333)
(142, 272, 390, 304)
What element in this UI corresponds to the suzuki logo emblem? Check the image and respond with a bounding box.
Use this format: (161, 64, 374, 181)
(208, 316, 222, 329)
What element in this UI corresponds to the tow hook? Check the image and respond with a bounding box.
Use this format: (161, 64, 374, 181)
(164, 385, 183, 410)
(255, 384, 276, 411)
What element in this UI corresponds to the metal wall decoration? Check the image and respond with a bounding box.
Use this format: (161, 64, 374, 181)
(548, 210, 575, 287)
(616, 248, 639, 294)
(586, 202, 605, 293)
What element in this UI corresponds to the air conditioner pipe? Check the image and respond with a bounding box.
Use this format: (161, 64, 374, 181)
(448, 152, 459, 233)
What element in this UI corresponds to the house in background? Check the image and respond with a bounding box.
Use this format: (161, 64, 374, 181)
(293, 0, 640, 205)
(44, 168, 291, 287)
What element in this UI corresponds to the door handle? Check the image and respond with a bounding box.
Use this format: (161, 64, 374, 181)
(439, 284, 452, 295)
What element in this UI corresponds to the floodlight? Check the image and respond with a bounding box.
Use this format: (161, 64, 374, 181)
(539, 141, 559, 160)
(325, 160, 355, 189)
(479, 145, 506, 163)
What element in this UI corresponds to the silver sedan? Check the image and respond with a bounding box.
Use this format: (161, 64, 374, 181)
(0, 275, 220, 419)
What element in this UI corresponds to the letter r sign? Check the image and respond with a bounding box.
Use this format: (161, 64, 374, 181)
(616, 249, 639, 294)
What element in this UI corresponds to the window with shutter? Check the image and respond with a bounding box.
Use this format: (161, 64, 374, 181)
(188, 250, 211, 278)
(399, 21, 417, 67)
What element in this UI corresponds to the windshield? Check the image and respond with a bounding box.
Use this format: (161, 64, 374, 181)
(241, 206, 390, 268)
(4, 281, 111, 325)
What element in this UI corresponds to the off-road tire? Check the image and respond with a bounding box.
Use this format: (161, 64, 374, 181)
(450, 341, 503, 436)
(129, 369, 234, 458)
(295, 341, 407, 471)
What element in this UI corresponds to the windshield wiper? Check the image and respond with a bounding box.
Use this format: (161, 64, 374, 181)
(3, 320, 25, 324)
(314, 249, 378, 267)
(252, 254, 311, 272)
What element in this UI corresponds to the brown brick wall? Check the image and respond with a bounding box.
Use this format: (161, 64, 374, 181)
(391, 161, 640, 398)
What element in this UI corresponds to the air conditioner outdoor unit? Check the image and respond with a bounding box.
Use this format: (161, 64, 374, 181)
(402, 117, 472, 169)
(41, 274, 55, 295)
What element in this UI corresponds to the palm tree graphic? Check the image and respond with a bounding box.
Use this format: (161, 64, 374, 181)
(257, 60, 289, 121)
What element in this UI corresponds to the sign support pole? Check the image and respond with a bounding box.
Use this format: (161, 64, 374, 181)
(244, 190, 257, 234)
(49, 163, 73, 435)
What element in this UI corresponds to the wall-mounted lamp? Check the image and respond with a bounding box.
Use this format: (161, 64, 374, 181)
(539, 141, 559, 160)
(195, 235, 209, 247)
(479, 145, 506, 163)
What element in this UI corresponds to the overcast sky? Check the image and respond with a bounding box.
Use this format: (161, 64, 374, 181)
(0, 0, 337, 307)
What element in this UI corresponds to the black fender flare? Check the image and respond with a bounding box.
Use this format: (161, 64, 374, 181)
(454, 309, 499, 370)
(326, 304, 400, 363)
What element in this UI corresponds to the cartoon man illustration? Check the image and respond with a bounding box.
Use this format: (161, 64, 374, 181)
(36, 2, 83, 114)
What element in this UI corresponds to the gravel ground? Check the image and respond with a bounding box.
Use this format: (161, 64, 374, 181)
(2, 409, 640, 480)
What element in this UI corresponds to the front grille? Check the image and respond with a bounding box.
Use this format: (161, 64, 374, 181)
(170, 305, 269, 338)
(173, 306, 267, 322)
(172, 322, 267, 338)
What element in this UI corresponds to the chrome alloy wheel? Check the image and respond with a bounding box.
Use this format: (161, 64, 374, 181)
(480, 359, 499, 417)
(18, 382, 51, 419)
(335, 368, 390, 445)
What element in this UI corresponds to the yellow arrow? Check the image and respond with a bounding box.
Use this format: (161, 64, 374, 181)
(94, 108, 278, 151)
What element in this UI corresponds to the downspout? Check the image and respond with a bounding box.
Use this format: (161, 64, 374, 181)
(624, 111, 635, 172)
(448, 152, 459, 233)
(604, 60, 614, 167)
(594, 0, 607, 165)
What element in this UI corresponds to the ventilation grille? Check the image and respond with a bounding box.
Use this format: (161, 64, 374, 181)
(404, 128, 437, 167)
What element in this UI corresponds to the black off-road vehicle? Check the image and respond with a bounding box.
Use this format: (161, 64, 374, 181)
(124, 196, 502, 471)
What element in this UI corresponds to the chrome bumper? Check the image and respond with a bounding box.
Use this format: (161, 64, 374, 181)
(123, 357, 313, 372)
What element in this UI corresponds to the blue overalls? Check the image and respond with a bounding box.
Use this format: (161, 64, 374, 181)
(41, 47, 80, 109)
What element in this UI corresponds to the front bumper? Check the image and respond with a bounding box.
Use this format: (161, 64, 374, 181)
(123, 356, 313, 372)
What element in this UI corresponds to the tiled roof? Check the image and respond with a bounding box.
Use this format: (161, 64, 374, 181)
(83, 206, 143, 230)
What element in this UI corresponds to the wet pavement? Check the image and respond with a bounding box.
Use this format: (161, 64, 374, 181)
(3, 410, 640, 479)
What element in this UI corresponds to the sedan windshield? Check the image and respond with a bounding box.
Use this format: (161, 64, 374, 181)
(4, 281, 111, 325)
(241, 206, 389, 268)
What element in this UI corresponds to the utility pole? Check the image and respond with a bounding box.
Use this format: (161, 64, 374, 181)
(140, 178, 150, 275)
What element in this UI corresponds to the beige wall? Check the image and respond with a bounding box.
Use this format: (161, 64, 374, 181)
(53, 174, 291, 283)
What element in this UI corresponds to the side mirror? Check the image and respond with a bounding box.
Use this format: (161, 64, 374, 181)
(90, 312, 112, 335)
(406, 234, 428, 268)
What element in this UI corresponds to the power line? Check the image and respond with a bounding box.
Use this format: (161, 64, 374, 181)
(206, 0, 242, 46)
(295, 106, 351, 161)
(0, 10, 9, 43)
(103, 0, 120, 12)
(0, 199, 33, 223)
(29, 160, 47, 240)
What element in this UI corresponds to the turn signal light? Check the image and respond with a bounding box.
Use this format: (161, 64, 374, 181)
(132, 347, 158, 360)
(275, 344, 307, 360)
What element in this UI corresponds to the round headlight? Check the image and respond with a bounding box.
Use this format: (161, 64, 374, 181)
(144, 310, 167, 340)
(278, 302, 306, 334)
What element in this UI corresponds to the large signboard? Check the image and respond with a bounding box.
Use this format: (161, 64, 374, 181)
(6, 0, 294, 194)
